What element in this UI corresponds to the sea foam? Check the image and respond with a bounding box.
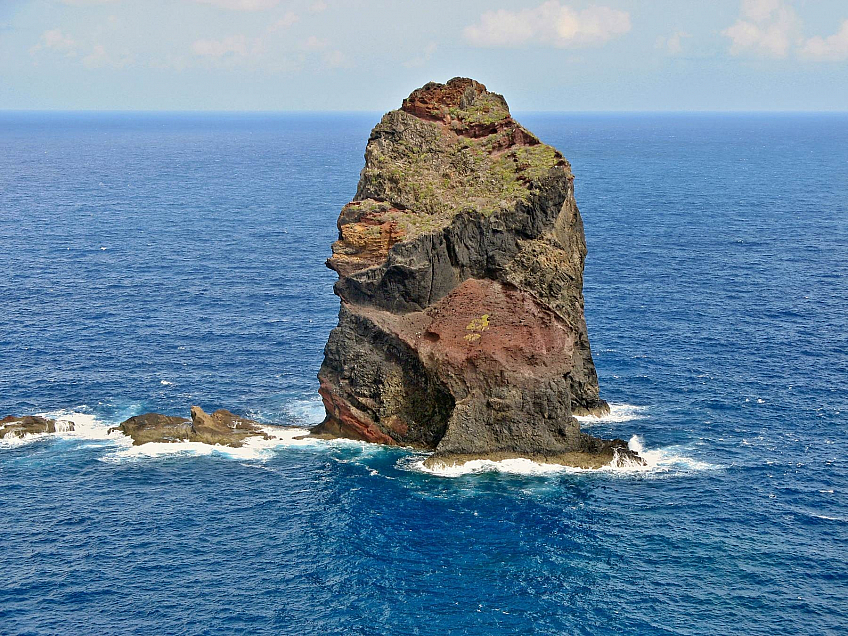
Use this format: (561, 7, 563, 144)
(409, 435, 718, 478)
(0, 411, 117, 448)
(283, 397, 326, 425)
(102, 425, 321, 463)
(575, 403, 648, 425)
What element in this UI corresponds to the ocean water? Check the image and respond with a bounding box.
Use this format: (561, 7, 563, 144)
(1, 111, 846, 635)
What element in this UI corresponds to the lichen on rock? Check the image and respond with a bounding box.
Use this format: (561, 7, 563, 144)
(314, 77, 641, 468)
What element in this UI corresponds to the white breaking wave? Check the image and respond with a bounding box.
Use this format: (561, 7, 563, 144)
(0, 409, 328, 462)
(0, 411, 118, 448)
(575, 403, 648, 425)
(409, 435, 718, 478)
(283, 397, 326, 425)
(102, 425, 321, 463)
(2, 404, 716, 480)
(0, 401, 365, 463)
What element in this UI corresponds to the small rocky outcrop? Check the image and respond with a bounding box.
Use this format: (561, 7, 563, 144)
(189, 406, 271, 446)
(313, 77, 642, 468)
(110, 413, 192, 445)
(110, 407, 272, 447)
(0, 415, 72, 439)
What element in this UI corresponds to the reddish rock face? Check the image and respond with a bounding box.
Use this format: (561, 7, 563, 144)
(417, 279, 574, 382)
(401, 76, 542, 141)
(313, 78, 632, 466)
(401, 78, 488, 121)
(328, 201, 407, 277)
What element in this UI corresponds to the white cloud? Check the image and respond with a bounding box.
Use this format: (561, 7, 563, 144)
(309, 0, 327, 12)
(722, 0, 801, 58)
(323, 49, 351, 68)
(739, 0, 783, 23)
(403, 42, 437, 68)
(303, 35, 328, 50)
(463, 1, 630, 49)
(269, 11, 299, 32)
(191, 0, 280, 10)
(800, 19, 848, 61)
(656, 31, 690, 55)
(83, 43, 109, 67)
(82, 43, 132, 68)
(192, 34, 250, 57)
(30, 28, 77, 56)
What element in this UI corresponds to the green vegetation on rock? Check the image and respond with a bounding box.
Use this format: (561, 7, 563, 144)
(355, 109, 569, 239)
(448, 92, 510, 126)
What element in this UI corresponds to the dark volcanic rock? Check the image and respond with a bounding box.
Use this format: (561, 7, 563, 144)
(313, 77, 641, 468)
(0, 415, 70, 439)
(110, 407, 271, 447)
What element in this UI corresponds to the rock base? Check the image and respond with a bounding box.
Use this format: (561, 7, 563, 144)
(424, 436, 644, 470)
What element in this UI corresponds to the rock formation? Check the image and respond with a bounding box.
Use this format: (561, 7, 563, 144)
(0, 415, 72, 439)
(110, 407, 274, 446)
(313, 78, 641, 468)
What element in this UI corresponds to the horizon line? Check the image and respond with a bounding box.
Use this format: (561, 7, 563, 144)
(2, 108, 848, 115)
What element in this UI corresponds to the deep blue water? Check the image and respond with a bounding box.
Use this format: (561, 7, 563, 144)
(1, 112, 846, 635)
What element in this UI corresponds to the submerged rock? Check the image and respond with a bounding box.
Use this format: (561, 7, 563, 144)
(0, 415, 71, 439)
(110, 407, 271, 447)
(313, 77, 642, 468)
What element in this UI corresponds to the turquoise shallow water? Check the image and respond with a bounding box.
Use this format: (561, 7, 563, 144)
(0, 112, 846, 635)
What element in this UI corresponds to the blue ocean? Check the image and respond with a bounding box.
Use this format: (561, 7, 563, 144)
(1, 112, 846, 635)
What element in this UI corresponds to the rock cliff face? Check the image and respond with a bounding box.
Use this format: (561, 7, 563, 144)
(313, 78, 638, 468)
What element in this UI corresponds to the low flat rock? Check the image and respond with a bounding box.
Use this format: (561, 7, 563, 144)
(110, 406, 272, 447)
(189, 406, 271, 446)
(109, 413, 192, 445)
(0, 415, 70, 439)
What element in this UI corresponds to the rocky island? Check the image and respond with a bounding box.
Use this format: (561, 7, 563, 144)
(312, 78, 641, 469)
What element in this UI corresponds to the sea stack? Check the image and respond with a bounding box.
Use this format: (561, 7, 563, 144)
(313, 78, 640, 468)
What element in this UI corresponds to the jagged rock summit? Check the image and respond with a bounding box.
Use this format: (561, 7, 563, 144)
(313, 77, 640, 468)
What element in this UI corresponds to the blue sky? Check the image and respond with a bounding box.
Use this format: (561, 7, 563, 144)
(2, 0, 847, 111)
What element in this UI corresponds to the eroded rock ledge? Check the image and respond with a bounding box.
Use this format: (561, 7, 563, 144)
(110, 406, 275, 447)
(313, 77, 642, 468)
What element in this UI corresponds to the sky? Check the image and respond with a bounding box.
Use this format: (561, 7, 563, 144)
(1, 0, 847, 111)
